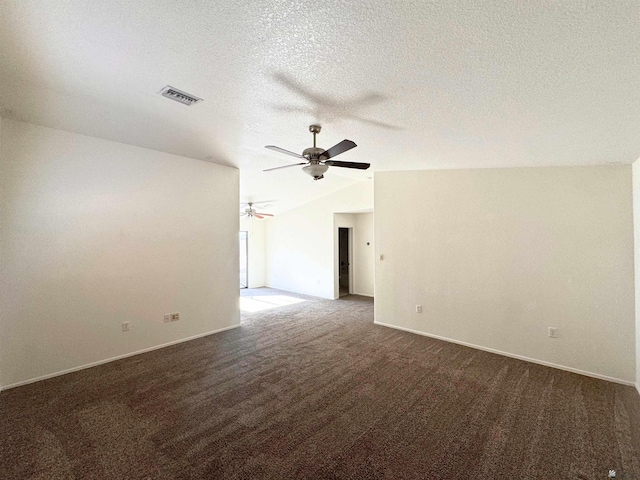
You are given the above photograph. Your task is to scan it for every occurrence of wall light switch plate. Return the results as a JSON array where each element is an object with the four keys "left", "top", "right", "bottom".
[
  {"left": 122, "top": 322, "right": 130, "bottom": 332},
  {"left": 164, "top": 314, "right": 171, "bottom": 323},
  {"left": 548, "top": 327, "right": 557, "bottom": 338},
  {"left": 170, "top": 313, "right": 180, "bottom": 322}
]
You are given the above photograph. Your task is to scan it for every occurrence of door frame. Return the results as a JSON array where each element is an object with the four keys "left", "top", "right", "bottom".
[{"left": 336, "top": 226, "right": 354, "bottom": 298}]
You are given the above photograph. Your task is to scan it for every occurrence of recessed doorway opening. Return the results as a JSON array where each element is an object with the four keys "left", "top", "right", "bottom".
[{"left": 338, "top": 227, "right": 353, "bottom": 297}]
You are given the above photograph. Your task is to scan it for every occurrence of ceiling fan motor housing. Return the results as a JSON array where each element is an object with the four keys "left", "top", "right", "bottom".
[
  {"left": 301, "top": 147, "right": 330, "bottom": 179},
  {"left": 302, "top": 147, "right": 326, "bottom": 159}
]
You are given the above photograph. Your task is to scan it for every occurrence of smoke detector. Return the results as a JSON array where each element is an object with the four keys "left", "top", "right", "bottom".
[{"left": 158, "top": 86, "right": 203, "bottom": 106}]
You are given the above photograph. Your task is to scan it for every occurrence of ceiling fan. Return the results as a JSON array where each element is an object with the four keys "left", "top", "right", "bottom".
[
  {"left": 240, "top": 202, "right": 274, "bottom": 219},
  {"left": 264, "top": 125, "right": 370, "bottom": 180}
]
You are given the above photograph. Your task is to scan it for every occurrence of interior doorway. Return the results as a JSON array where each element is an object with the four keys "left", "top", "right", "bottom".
[
  {"left": 338, "top": 227, "right": 352, "bottom": 297},
  {"left": 239, "top": 231, "right": 248, "bottom": 288}
]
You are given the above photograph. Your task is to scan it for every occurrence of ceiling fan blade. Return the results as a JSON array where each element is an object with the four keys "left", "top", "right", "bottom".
[
  {"left": 255, "top": 212, "right": 274, "bottom": 217},
  {"left": 324, "top": 160, "right": 370, "bottom": 170},
  {"left": 321, "top": 139, "right": 357, "bottom": 159},
  {"left": 241, "top": 200, "right": 276, "bottom": 206},
  {"left": 265, "top": 145, "right": 306, "bottom": 159},
  {"left": 255, "top": 214, "right": 264, "bottom": 219},
  {"left": 263, "top": 162, "right": 307, "bottom": 172},
  {"left": 240, "top": 212, "right": 248, "bottom": 216}
]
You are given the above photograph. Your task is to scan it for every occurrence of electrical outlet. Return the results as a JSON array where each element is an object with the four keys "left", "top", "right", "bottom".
[
  {"left": 548, "top": 327, "right": 557, "bottom": 338},
  {"left": 416, "top": 305, "right": 422, "bottom": 313},
  {"left": 170, "top": 313, "right": 180, "bottom": 322},
  {"left": 122, "top": 321, "right": 130, "bottom": 332},
  {"left": 164, "top": 314, "right": 171, "bottom": 323}
]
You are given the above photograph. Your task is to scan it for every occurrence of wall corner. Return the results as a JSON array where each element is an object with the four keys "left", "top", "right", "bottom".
[{"left": 632, "top": 159, "right": 640, "bottom": 392}]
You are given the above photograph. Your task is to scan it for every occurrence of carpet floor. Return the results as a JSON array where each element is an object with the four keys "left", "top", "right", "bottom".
[{"left": 1, "top": 288, "right": 639, "bottom": 479}]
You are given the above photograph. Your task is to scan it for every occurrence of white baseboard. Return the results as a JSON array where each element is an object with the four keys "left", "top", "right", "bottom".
[
  {"left": 374, "top": 321, "right": 636, "bottom": 387},
  {"left": 0, "top": 324, "right": 241, "bottom": 392},
  {"left": 353, "top": 292, "right": 374, "bottom": 298}
]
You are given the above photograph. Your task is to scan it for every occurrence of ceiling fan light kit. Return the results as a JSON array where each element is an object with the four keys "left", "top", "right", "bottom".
[
  {"left": 302, "top": 163, "right": 329, "bottom": 179},
  {"left": 264, "top": 125, "right": 370, "bottom": 181}
]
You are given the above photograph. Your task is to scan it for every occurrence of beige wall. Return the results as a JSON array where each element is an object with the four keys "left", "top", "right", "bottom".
[
  {"left": 0, "top": 119, "right": 240, "bottom": 389},
  {"left": 354, "top": 212, "right": 375, "bottom": 296},
  {"left": 0, "top": 117, "right": 3, "bottom": 387},
  {"left": 375, "top": 166, "right": 635, "bottom": 383},
  {"left": 332, "top": 212, "right": 374, "bottom": 297},
  {"left": 334, "top": 213, "right": 357, "bottom": 296},
  {"left": 265, "top": 181, "right": 373, "bottom": 299},
  {"left": 633, "top": 160, "right": 640, "bottom": 392}
]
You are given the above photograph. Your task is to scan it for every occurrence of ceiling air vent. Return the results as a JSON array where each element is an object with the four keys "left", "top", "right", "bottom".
[{"left": 158, "top": 86, "right": 203, "bottom": 106}]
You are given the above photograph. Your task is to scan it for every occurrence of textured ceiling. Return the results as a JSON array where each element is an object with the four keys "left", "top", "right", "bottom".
[{"left": 1, "top": 1, "right": 639, "bottom": 213}]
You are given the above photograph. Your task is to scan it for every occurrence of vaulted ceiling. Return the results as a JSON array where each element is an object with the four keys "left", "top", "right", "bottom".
[{"left": 1, "top": 1, "right": 639, "bottom": 214}]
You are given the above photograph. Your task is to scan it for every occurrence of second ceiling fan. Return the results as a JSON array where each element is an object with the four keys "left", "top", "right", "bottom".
[
  {"left": 240, "top": 202, "right": 273, "bottom": 219},
  {"left": 264, "top": 125, "right": 370, "bottom": 180}
]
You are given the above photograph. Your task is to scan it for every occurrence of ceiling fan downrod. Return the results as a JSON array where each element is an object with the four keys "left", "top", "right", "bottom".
[
  {"left": 300, "top": 125, "right": 328, "bottom": 179},
  {"left": 309, "top": 124, "right": 321, "bottom": 148}
]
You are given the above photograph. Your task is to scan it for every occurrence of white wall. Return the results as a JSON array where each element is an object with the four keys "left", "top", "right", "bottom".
[
  {"left": 333, "top": 212, "right": 374, "bottom": 297},
  {"left": 239, "top": 216, "right": 266, "bottom": 288},
  {"left": 265, "top": 181, "right": 373, "bottom": 299},
  {"left": 0, "top": 119, "right": 240, "bottom": 389},
  {"left": 353, "top": 213, "right": 375, "bottom": 297},
  {"left": 334, "top": 213, "right": 357, "bottom": 296},
  {"left": 633, "top": 160, "right": 640, "bottom": 392},
  {"left": 0, "top": 117, "right": 3, "bottom": 387},
  {"left": 354, "top": 212, "right": 375, "bottom": 296},
  {"left": 375, "top": 166, "right": 635, "bottom": 383}
]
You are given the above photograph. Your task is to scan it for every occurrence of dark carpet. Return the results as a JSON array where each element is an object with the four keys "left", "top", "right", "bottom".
[{"left": 1, "top": 288, "right": 639, "bottom": 479}]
